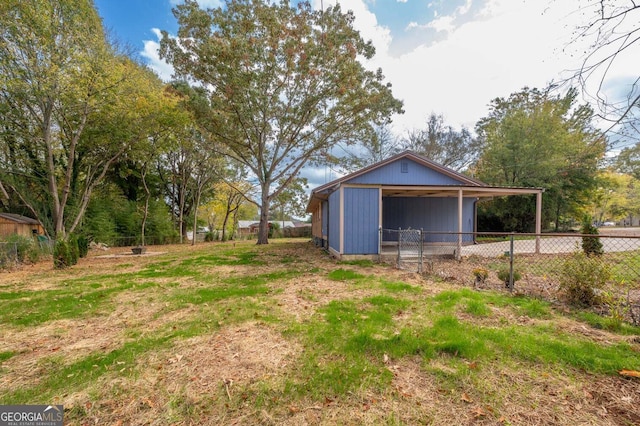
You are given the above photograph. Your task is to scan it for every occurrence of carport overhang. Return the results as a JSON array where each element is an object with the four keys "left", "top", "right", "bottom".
[
  {"left": 380, "top": 185, "right": 545, "bottom": 258},
  {"left": 307, "top": 184, "right": 545, "bottom": 259}
]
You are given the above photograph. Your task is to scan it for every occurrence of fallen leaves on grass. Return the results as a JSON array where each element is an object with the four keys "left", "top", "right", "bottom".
[
  {"left": 472, "top": 406, "right": 486, "bottom": 418},
  {"left": 460, "top": 392, "right": 473, "bottom": 403}
]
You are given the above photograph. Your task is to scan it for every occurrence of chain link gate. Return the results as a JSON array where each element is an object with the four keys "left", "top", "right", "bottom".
[{"left": 397, "top": 228, "right": 423, "bottom": 273}]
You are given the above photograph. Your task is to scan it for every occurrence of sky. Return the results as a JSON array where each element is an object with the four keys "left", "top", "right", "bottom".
[{"left": 93, "top": 0, "right": 637, "bottom": 187}]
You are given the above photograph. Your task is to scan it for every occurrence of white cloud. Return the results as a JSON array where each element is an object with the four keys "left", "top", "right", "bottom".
[
  {"left": 140, "top": 28, "right": 174, "bottom": 81},
  {"left": 321, "top": 0, "right": 622, "bottom": 135},
  {"left": 424, "top": 15, "right": 454, "bottom": 33}
]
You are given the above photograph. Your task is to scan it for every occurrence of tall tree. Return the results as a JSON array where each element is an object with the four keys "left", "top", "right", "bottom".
[
  {"left": 342, "top": 123, "right": 400, "bottom": 172},
  {"left": 160, "top": 0, "right": 403, "bottom": 244},
  {"left": 475, "top": 86, "right": 606, "bottom": 231},
  {"left": 617, "top": 144, "right": 640, "bottom": 180},
  {"left": 154, "top": 81, "right": 223, "bottom": 243},
  {"left": 402, "top": 113, "right": 481, "bottom": 172},
  {"left": 271, "top": 177, "right": 309, "bottom": 223},
  {"left": 157, "top": 135, "right": 195, "bottom": 242},
  {"left": 0, "top": 0, "right": 168, "bottom": 241},
  {"left": 204, "top": 178, "right": 254, "bottom": 241},
  {"left": 189, "top": 132, "right": 223, "bottom": 246},
  {"left": 590, "top": 170, "right": 640, "bottom": 224}
]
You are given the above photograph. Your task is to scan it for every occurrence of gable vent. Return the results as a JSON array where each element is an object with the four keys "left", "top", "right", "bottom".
[{"left": 401, "top": 162, "right": 408, "bottom": 173}]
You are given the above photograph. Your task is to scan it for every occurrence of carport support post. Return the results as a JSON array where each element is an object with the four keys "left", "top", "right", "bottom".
[
  {"left": 378, "top": 227, "right": 382, "bottom": 263},
  {"left": 457, "top": 189, "right": 463, "bottom": 260}
]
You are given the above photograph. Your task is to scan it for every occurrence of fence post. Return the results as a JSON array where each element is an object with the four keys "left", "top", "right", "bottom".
[
  {"left": 509, "top": 233, "right": 515, "bottom": 291},
  {"left": 378, "top": 227, "right": 382, "bottom": 263},
  {"left": 419, "top": 228, "right": 424, "bottom": 274},
  {"left": 397, "top": 227, "right": 401, "bottom": 269}
]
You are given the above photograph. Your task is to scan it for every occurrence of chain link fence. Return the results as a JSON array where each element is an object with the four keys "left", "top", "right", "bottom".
[
  {"left": 382, "top": 230, "right": 640, "bottom": 284},
  {"left": 462, "top": 232, "right": 640, "bottom": 287},
  {"left": 0, "top": 242, "right": 18, "bottom": 268},
  {"left": 381, "top": 230, "right": 640, "bottom": 324}
]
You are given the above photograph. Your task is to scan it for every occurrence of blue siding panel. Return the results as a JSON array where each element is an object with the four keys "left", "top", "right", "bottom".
[
  {"left": 343, "top": 188, "right": 379, "bottom": 254},
  {"left": 347, "top": 158, "right": 463, "bottom": 186},
  {"left": 382, "top": 197, "right": 475, "bottom": 243},
  {"left": 328, "top": 191, "right": 341, "bottom": 253}
]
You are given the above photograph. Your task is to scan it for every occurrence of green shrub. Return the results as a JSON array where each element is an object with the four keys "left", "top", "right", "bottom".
[
  {"left": 268, "top": 221, "right": 280, "bottom": 238},
  {"left": 68, "top": 235, "right": 79, "bottom": 265},
  {"left": 84, "top": 192, "right": 177, "bottom": 246},
  {"left": 600, "top": 289, "right": 629, "bottom": 330},
  {"left": 559, "top": 251, "right": 610, "bottom": 306},
  {"left": 5, "top": 234, "right": 33, "bottom": 263},
  {"left": 26, "top": 247, "right": 42, "bottom": 263},
  {"left": 54, "top": 239, "right": 72, "bottom": 269},
  {"left": 497, "top": 268, "right": 521, "bottom": 288},
  {"left": 77, "top": 235, "right": 89, "bottom": 258},
  {"left": 204, "top": 231, "right": 214, "bottom": 242},
  {"left": 581, "top": 219, "right": 603, "bottom": 256}
]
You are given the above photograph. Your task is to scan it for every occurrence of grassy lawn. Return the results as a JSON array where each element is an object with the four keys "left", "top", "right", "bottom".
[{"left": 1, "top": 239, "right": 639, "bottom": 425}]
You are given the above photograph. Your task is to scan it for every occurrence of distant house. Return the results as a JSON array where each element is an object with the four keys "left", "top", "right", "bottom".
[
  {"left": 237, "top": 220, "right": 304, "bottom": 237},
  {"left": 237, "top": 220, "right": 256, "bottom": 236},
  {"left": 306, "top": 151, "right": 544, "bottom": 260},
  {"left": 0, "top": 213, "right": 45, "bottom": 239}
]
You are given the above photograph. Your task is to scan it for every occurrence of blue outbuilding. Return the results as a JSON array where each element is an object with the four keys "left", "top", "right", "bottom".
[{"left": 307, "top": 151, "right": 543, "bottom": 260}]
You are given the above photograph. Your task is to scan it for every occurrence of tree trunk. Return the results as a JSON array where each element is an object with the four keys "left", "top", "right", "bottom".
[
  {"left": 554, "top": 199, "right": 561, "bottom": 232},
  {"left": 178, "top": 184, "right": 185, "bottom": 244},
  {"left": 141, "top": 166, "right": 150, "bottom": 246},
  {"left": 192, "top": 188, "right": 200, "bottom": 246},
  {"left": 43, "top": 105, "right": 64, "bottom": 239},
  {"left": 231, "top": 207, "right": 240, "bottom": 241},
  {"left": 257, "top": 187, "right": 270, "bottom": 245},
  {"left": 222, "top": 211, "right": 230, "bottom": 241}
]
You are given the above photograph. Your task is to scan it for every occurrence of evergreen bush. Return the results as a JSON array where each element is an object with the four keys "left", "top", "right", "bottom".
[
  {"left": 77, "top": 235, "right": 89, "bottom": 258},
  {"left": 68, "top": 235, "right": 79, "bottom": 265},
  {"left": 581, "top": 218, "right": 603, "bottom": 256},
  {"left": 54, "top": 239, "right": 72, "bottom": 269}
]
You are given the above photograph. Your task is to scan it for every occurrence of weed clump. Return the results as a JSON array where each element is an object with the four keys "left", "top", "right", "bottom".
[
  {"left": 472, "top": 267, "right": 488, "bottom": 287},
  {"left": 497, "top": 268, "right": 521, "bottom": 289}
]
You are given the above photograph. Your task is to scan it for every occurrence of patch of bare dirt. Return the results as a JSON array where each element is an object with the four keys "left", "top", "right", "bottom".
[
  {"left": 62, "top": 322, "right": 301, "bottom": 425},
  {"left": 586, "top": 375, "right": 640, "bottom": 425},
  {"left": 274, "top": 274, "right": 381, "bottom": 321}
]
